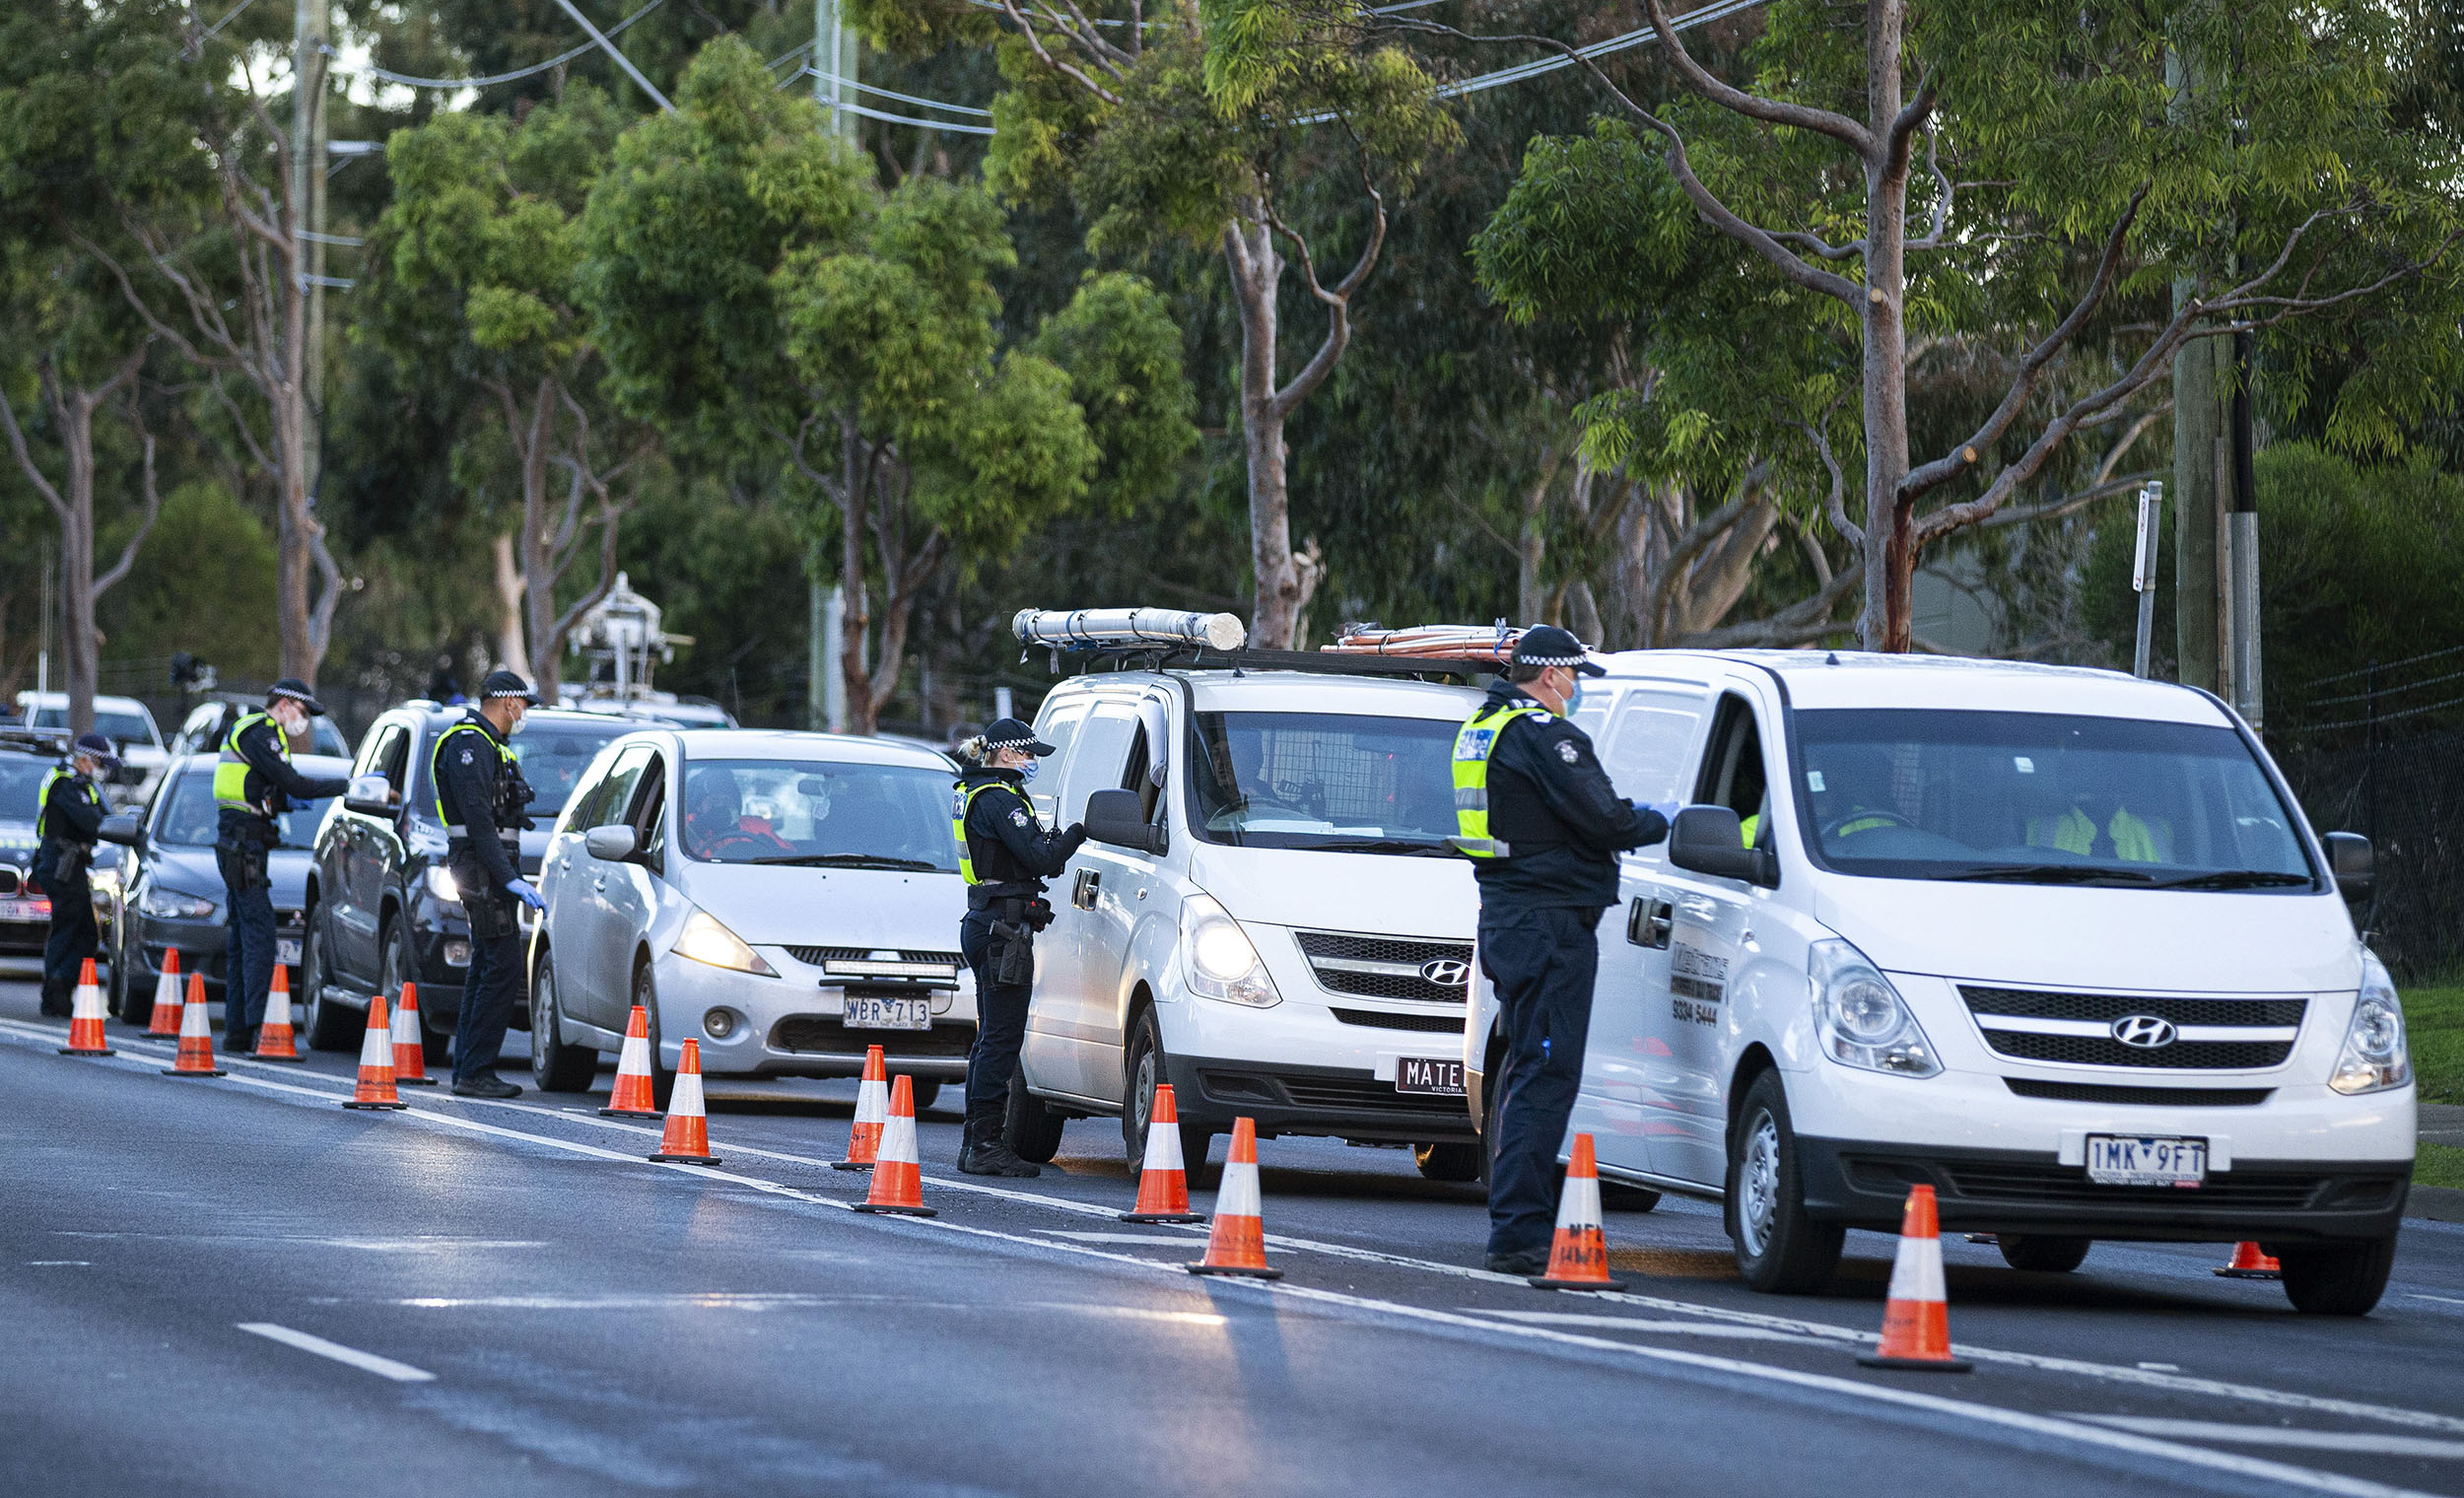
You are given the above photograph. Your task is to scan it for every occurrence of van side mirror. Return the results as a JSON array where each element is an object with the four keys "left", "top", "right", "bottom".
[
  {"left": 2322, "top": 832, "right": 2372, "bottom": 899},
  {"left": 96, "top": 813, "right": 141, "bottom": 848},
  {"left": 344, "top": 773, "right": 397, "bottom": 817},
  {"left": 1667, "top": 805, "right": 1777, "bottom": 888},
  {"left": 1083, "top": 788, "right": 1164, "bottom": 855},
  {"left": 584, "top": 824, "right": 640, "bottom": 861}
]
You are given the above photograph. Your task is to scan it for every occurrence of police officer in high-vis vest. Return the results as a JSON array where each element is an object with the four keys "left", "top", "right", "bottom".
[
  {"left": 1454, "top": 627, "right": 1672, "bottom": 1275},
  {"left": 432, "top": 670, "right": 544, "bottom": 1098},
  {"left": 215, "top": 682, "right": 350, "bottom": 1053},
  {"left": 34, "top": 732, "right": 117, "bottom": 1016},
  {"left": 950, "top": 717, "right": 1085, "bottom": 1177}
]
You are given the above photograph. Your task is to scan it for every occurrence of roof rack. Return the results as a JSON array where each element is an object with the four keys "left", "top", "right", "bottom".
[{"left": 0, "top": 726, "right": 72, "bottom": 758}]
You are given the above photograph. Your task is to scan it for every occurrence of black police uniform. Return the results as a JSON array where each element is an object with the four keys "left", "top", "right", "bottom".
[
  {"left": 954, "top": 764, "right": 1085, "bottom": 1167},
  {"left": 216, "top": 708, "right": 349, "bottom": 1051},
  {"left": 34, "top": 759, "right": 106, "bottom": 1016},
  {"left": 432, "top": 708, "right": 536, "bottom": 1089},
  {"left": 1469, "top": 673, "right": 1668, "bottom": 1264}
]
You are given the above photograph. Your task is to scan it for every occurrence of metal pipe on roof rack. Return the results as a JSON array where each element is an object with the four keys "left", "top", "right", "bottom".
[{"left": 1012, "top": 608, "right": 1248, "bottom": 652}]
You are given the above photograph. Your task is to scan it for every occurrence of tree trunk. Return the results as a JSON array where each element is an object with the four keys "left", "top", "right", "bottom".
[
  {"left": 1857, "top": 3, "right": 1915, "bottom": 651},
  {"left": 273, "top": 231, "right": 327, "bottom": 686},
  {"left": 492, "top": 534, "right": 529, "bottom": 679},
  {"left": 1516, "top": 459, "right": 1549, "bottom": 625},
  {"left": 839, "top": 419, "right": 877, "bottom": 735},
  {"left": 1227, "top": 217, "right": 1301, "bottom": 649}
]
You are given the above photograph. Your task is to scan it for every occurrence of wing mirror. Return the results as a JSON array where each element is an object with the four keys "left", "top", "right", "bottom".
[
  {"left": 96, "top": 813, "right": 142, "bottom": 848},
  {"left": 584, "top": 824, "right": 640, "bottom": 861},
  {"left": 1666, "top": 805, "right": 1779, "bottom": 888},
  {"left": 1082, "top": 788, "right": 1164, "bottom": 855},
  {"left": 2322, "top": 832, "right": 2372, "bottom": 900},
  {"left": 344, "top": 773, "right": 398, "bottom": 818}
]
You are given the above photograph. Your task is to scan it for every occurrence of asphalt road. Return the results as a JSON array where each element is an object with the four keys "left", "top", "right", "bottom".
[{"left": 6, "top": 967, "right": 2463, "bottom": 1498}]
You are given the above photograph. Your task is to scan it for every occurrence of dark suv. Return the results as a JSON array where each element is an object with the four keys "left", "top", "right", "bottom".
[{"left": 299, "top": 703, "right": 630, "bottom": 1052}]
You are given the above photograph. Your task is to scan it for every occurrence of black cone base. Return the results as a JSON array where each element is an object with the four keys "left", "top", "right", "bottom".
[
  {"left": 342, "top": 1098, "right": 408, "bottom": 1110},
  {"left": 1187, "top": 1262, "right": 1282, "bottom": 1279},
  {"left": 852, "top": 1202, "right": 936, "bottom": 1216},
  {"left": 1855, "top": 1353, "right": 1973, "bottom": 1373},
  {"left": 1530, "top": 1274, "right": 1627, "bottom": 1292},
  {"left": 1124, "top": 1211, "right": 1207, "bottom": 1224}
]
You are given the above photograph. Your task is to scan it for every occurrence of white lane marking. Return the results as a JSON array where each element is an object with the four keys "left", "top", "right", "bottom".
[
  {"left": 28, "top": 1260, "right": 91, "bottom": 1266},
  {"left": 53, "top": 1233, "right": 545, "bottom": 1251},
  {"left": 237, "top": 1323, "right": 437, "bottom": 1383},
  {"left": 1021, "top": 1302, "right": 1228, "bottom": 1327},
  {"left": 2139, "top": 1362, "right": 2183, "bottom": 1372},
  {"left": 1464, "top": 1311, "right": 1833, "bottom": 1344},
  {"left": 8, "top": 1019, "right": 2458, "bottom": 1448},
  {"left": 2407, "top": 1293, "right": 2464, "bottom": 1307},
  {"left": 1037, "top": 1230, "right": 1276, "bottom": 1248},
  {"left": 393, "top": 1293, "right": 877, "bottom": 1311},
  {"left": 2073, "top": 1418, "right": 2464, "bottom": 1461}
]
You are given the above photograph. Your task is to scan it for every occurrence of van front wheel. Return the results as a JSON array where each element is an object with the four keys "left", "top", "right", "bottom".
[
  {"left": 1726, "top": 1071, "right": 1842, "bottom": 1294},
  {"left": 2274, "top": 1236, "right": 2396, "bottom": 1316}
]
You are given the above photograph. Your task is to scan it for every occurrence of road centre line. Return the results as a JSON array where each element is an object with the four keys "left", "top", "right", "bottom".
[
  {"left": 2071, "top": 1419, "right": 2464, "bottom": 1461},
  {"left": 237, "top": 1322, "right": 436, "bottom": 1383},
  {"left": 1464, "top": 1310, "right": 1837, "bottom": 1344},
  {"left": 13, "top": 1018, "right": 2464, "bottom": 1444}
]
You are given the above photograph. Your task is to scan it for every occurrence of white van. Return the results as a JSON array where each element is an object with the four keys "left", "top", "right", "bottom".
[
  {"left": 1005, "top": 662, "right": 1487, "bottom": 1176},
  {"left": 1466, "top": 649, "right": 2414, "bottom": 1315}
]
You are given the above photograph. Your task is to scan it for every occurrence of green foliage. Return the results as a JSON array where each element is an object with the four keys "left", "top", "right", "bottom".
[
  {"left": 1030, "top": 272, "right": 1198, "bottom": 513},
  {"left": 98, "top": 482, "right": 280, "bottom": 679}
]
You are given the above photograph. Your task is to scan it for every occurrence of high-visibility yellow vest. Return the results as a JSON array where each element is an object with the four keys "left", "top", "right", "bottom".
[
  {"left": 213, "top": 711, "right": 284, "bottom": 811},
  {"left": 431, "top": 719, "right": 516, "bottom": 824},
  {"left": 1450, "top": 703, "right": 1549, "bottom": 858},
  {"left": 2027, "top": 804, "right": 2163, "bottom": 862},
  {"left": 951, "top": 780, "right": 1022, "bottom": 885},
  {"left": 34, "top": 764, "right": 96, "bottom": 840}
]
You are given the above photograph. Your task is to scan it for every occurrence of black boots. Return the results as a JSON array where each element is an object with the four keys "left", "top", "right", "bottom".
[{"left": 958, "top": 1115, "right": 1040, "bottom": 1178}]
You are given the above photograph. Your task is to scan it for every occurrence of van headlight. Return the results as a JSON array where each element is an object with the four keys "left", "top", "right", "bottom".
[
  {"left": 425, "top": 864, "right": 462, "bottom": 905},
  {"left": 671, "top": 910, "right": 779, "bottom": 978},
  {"left": 1809, "top": 939, "right": 1939, "bottom": 1077},
  {"left": 2330, "top": 951, "right": 2410, "bottom": 1096},
  {"left": 1180, "top": 893, "right": 1279, "bottom": 1009}
]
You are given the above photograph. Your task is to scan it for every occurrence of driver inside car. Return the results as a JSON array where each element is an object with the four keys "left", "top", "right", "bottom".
[
  {"left": 684, "top": 768, "right": 792, "bottom": 859},
  {"left": 1803, "top": 745, "right": 1902, "bottom": 847}
]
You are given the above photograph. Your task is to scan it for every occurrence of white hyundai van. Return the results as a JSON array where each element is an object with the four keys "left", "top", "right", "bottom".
[
  {"left": 1466, "top": 649, "right": 2414, "bottom": 1315},
  {"left": 1004, "top": 661, "right": 1488, "bottom": 1177}
]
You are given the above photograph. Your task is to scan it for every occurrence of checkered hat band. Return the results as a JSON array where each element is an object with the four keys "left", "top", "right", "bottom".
[
  {"left": 485, "top": 686, "right": 531, "bottom": 698},
  {"left": 986, "top": 733, "right": 1037, "bottom": 749},
  {"left": 270, "top": 685, "right": 316, "bottom": 704},
  {"left": 1518, "top": 652, "right": 1586, "bottom": 667}
]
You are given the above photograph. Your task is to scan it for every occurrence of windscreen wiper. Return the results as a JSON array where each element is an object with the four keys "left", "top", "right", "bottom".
[
  {"left": 1938, "top": 863, "right": 2156, "bottom": 886},
  {"left": 2142, "top": 869, "right": 2314, "bottom": 891},
  {"left": 743, "top": 853, "right": 942, "bottom": 872},
  {"left": 1297, "top": 838, "right": 1460, "bottom": 857}
]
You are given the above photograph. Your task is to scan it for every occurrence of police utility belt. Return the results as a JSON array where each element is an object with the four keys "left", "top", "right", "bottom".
[{"left": 976, "top": 890, "right": 1053, "bottom": 987}]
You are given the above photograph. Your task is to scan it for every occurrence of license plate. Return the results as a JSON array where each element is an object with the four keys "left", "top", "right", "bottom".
[
  {"left": 0, "top": 898, "right": 47, "bottom": 920},
  {"left": 277, "top": 937, "right": 302, "bottom": 967},
  {"left": 2086, "top": 1133, "right": 2208, "bottom": 1188},
  {"left": 843, "top": 994, "right": 930, "bottom": 1031},
  {"left": 1395, "top": 1056, "right": 1466, "bottom": 1096}
]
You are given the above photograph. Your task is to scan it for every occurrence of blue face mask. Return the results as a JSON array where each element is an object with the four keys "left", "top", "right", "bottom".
[
  {"left": 1018, "top": 758, "right": 1041, "bottom": 783},
  {"left": 1563, "top": 680, "right": 1585, "bottom": 715}
]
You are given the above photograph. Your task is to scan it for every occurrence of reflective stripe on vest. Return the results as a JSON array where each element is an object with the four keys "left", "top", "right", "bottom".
[
  {"left": 213, "top": 712, "right": 285, "bottom": 810},
  {"left": 432, "top": 719, "right": 516, "bottom": 824},
  {"left": 34, "top": 764, "right": 94, "bottom": 840},
  {"left": 951, "top": 780, "right": 1021, "bottom": 886},
  {"left": 1450, "top": 703, "right": 1550, "bottom": 858}
]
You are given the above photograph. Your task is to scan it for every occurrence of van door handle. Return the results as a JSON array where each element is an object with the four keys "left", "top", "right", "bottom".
[
  {"left": 1626, "top": 896, "right": 1674, "bottom": 950},
  {"left": 1072, "top": 868, "right": 1100, "bottom": 910}
]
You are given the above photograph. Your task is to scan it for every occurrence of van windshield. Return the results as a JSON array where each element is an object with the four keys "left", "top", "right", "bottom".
[
  {"left": 1188, "top": 712, "right": 1460, "bottom": 854},
  {"left": 1791, "top": 709, "right": 2316, "bottom": 890}
]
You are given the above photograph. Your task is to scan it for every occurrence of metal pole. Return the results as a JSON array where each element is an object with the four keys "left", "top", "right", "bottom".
[
  {"left": 548, "top": 0, "right": 675, "bottom": 111},
  {"left": 823, "top": 586, "right": 848, "bottom": 732},
  {"left": 806, "top": 537, "right": 825, "bottom": 731},
  {"left": 814, "top": 0, "right": 858, "bottom": 142},
  {"left": 2365, "top": 659, "right": 2379, "bottom": 845},
  {"left": 294, "top": 0, "right": 328, "bottom": 548},
  {"left": 2228, "top": 328, "right": 2262, "bottom": 729},
  {"left": 2132, "top": 481, "right": 2163, "bottom": 679}
]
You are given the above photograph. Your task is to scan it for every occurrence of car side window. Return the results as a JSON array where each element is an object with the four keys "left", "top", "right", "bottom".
[
  {"left": 1061, "top": 705, "right": 1140, "bottom": 826},
  {"left": 1027, "top": 701, "right": 1091, "bottom": 823},
  {"left": 363, "top": 724, "right": 410, "bottom": 795},
  {"left": 1692, "top": 694, "right": 1772, "bottom": 848},
  {"left": 629, "top": 756, "right": 667, "bottom": 864},
  {"left": 1598, "top": 687, "right": 1709, "bottom": 806}
]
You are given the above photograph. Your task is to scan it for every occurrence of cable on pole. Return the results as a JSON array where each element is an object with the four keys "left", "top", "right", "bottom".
[{"left": 359, "top": 0, "right": 666, "bottom": 91}]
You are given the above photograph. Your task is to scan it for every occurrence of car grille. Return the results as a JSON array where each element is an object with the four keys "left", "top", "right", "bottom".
[
  {"left": 2003, "top": 1079, "right": 2274, "bottom": 1107},
  {"left": 1330, "top": 1007, "right": 1467, "bottom": 1034},
  {"left": 1843, "top": 1155, "right": 2395, "bottom": 1212},
  {"left": 1196, "top": 1069, "right": 1464, "bottom": 1118},
  {"left": 1959, "top": 985, "right": 2304, "bottom": 1070},
  {"left": 1294, "top": 930, "right": 1472, "bottom": 1003},
  {"left": 768, "top": 1015, "right": 977, "bottom": 1058},
  {"left": 787, "top": 945, "right": 965, "bottom": 968}
]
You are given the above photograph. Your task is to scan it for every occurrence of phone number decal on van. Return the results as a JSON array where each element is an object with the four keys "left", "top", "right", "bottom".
[{"left": 1670, "top": 942, "right": 1725, "bottom": 1024}]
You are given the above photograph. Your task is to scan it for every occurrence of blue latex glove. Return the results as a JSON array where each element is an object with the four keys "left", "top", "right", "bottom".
[
  {"left": 1636, "top": 799, "right": 1680, "bottom": 825},
  {"left": 504, "top": 877, "right": 546, "bottom": 912}
]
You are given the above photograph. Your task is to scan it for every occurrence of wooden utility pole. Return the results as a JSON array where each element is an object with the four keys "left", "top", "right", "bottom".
[
  {"left": 808, "top": 2, "right": 857, "bottom": 729},
  {"left": 292, "top": 0, "right": 329, "bottom": 509}
]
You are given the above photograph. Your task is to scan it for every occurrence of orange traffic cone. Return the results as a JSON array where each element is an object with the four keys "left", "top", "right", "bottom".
[
  {"left": 163, "top": 971, "right": 225, "bottom": 1075},
  {"left": 648, "top": 1039, "right": 721, "bottom": 1164},
  {"left": 1188, "top": 1117, "right": 1281, "bottom": 1279},
  {"left": 2214, "top": 1242, "right": 2282, "bottom": 1280},
  {"left": 853, "top": 1074, "right": 934, "bottom": 1216},
  {"left": 343, "top": 993, "right": 408, "bottom": 1110},
  {"left": 59, "top": 958, "right": 113, "bottom": 1055},
  {"left": 833, "top": 1044, "right": 888, "bottom": 1171},
  {"left": 1530, "top": 1133, "right": 1622, "bottom": 1290},
  {"left": 253, "top": 964, "right": 304, "bottom": 1061},
  {"left": 1857, "top": 1185, "right": 1972, "bottom": 1372},
  {"left": 145, "top": 949, "right": 184, "bottom": 1036},
  {"left": 1123, "top": 1084, "right": 1205, "bottom": 1223},
  {"left": 600, "top": 1004, "right": 659, "bottom": 1117},
  {"left": 389, "top": 982, "right": 434, "bottom": 1085}
]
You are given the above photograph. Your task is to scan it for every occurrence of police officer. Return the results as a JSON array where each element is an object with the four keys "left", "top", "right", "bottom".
[
  {"left": 432, "top": 670, "right": 545, "bottom": 1099},
  {"left": 34, "top": 732, "right": 116, "bottom": 1016},
  {"left": 1453, "top": 627, "right": 1672, "bottom": 1275},
  {"left": 951, "top": 718, "right": 1085, "bottom": 1177},
  {"left": 215, "top": 682, "right": 350, "bottom": 1052}
]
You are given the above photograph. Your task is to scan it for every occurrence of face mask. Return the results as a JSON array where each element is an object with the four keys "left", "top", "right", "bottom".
[
  {"left": 1563, "top": 680, "right": 1585, "bottom": 715},
  {"left": 1018, "top": 758, "right": 1041, "bottom": 783},
  {"left": 508, "top": 711, "right": 529, "bottom": 736}
]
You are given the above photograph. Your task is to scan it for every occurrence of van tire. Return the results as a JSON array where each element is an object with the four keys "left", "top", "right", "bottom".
[
  {"left": 1998, "top": 1235, "right": 2091, "bottom": 1273},
  {"left": 1414, "top": 1142, "right": 1482, "bottom": 1183},
  {"left": 1124, "top": 1008, "right": 1212, "bottom": 1183},
  {"left": 1725, "top": 1071, "right": 1842, "bottom": 1294},
  {"left": 2274, "top": 1236, "right": 2397, "bottom": 1316},
  {"left": 1004, "top": 1070, "right": 1065, "bottom": 1163}
]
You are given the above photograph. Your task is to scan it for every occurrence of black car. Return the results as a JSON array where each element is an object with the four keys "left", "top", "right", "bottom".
[
  {"left": 301, "top": 704, "right": 631, "bottom": 1052},
  {"left": 0, "top": 740, "right": 60, "bottom": 956},
  {"left": 97, "top": 752, "right": 348, "bottom": 1022}
]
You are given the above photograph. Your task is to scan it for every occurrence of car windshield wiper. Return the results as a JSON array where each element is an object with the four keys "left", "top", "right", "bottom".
[
  {"left": 1295, "top": 838, "right": 1460, "bottom": 857},
  {"left": 2143, "top": 869, "right": 2314, "bottom": 891},
  {"left": 1938, "top": 863, "right": 2156, "bottom": 886},
  {"left": 741, "top": 853, "right": 942, "bottom": 872}
]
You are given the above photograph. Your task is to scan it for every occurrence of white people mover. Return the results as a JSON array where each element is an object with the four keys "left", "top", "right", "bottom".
[
  {"left": 527, "top": 728, "right": 975, "bottom": 1109},
  {"left": 1466, "top": 649, "right": 2414, "bottom": 1314},
  {"left": 1001, "top": 640, "right": 1487, "bottom": 1177}
]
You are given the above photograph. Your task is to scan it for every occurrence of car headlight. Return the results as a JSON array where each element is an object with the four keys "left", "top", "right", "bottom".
[
  {"left": 1809, "top": 938, "right": 1939, "bottom": 1077},
  {"left": 137, "top": 886, "right": 218, "bottom": 920},
  {"left": 1178, "top": 892, "right": 1278, "bottom": 1009},
  {"left": 425, "top": 864, "right": 462, "bottom": 905},
  {"left": 671, "top": 910, "right": 779, "bottom": 978},
  {"left": 2330, "top": 951, "right": 2410, "bottom": 1096}
]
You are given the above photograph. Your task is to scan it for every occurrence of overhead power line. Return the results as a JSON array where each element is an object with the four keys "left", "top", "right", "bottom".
[
  {"left": 361, "top": 0, "right": 666, "bottom": 91},
  {"left": 802, "top": 69, "right": 994, "bottom": 117},
  {"left": 1432, "top": 0, "right": 1769, "bottom": 99}
]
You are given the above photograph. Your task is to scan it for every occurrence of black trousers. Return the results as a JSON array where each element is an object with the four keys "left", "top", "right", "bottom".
[
  {"left": 1480, "top": 904, "right": 1606, "bottom": 1257},
  {"left": 960, "top": 911, "right": 1031, "bottom": 1132},
  {"left": 453, "top": 902, "right": 521, "bottom": 1086},
  {"left": 216, "top": 843, "right": 278, "bottom": 1048},
  {"left": 39, "top": 878, "right": 97, "bottom": 1014}
]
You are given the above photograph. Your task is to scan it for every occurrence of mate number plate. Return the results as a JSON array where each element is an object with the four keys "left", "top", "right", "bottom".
[
  {"left": 1395, "top": 1056, "right": 1466, "bottom": 1096},
  {"left": 843, "top": 994, "right": 930, "bottom": 1031},
  {"left": 2086, "top": 1133, "right": 2207, "bottom": 1189}
]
